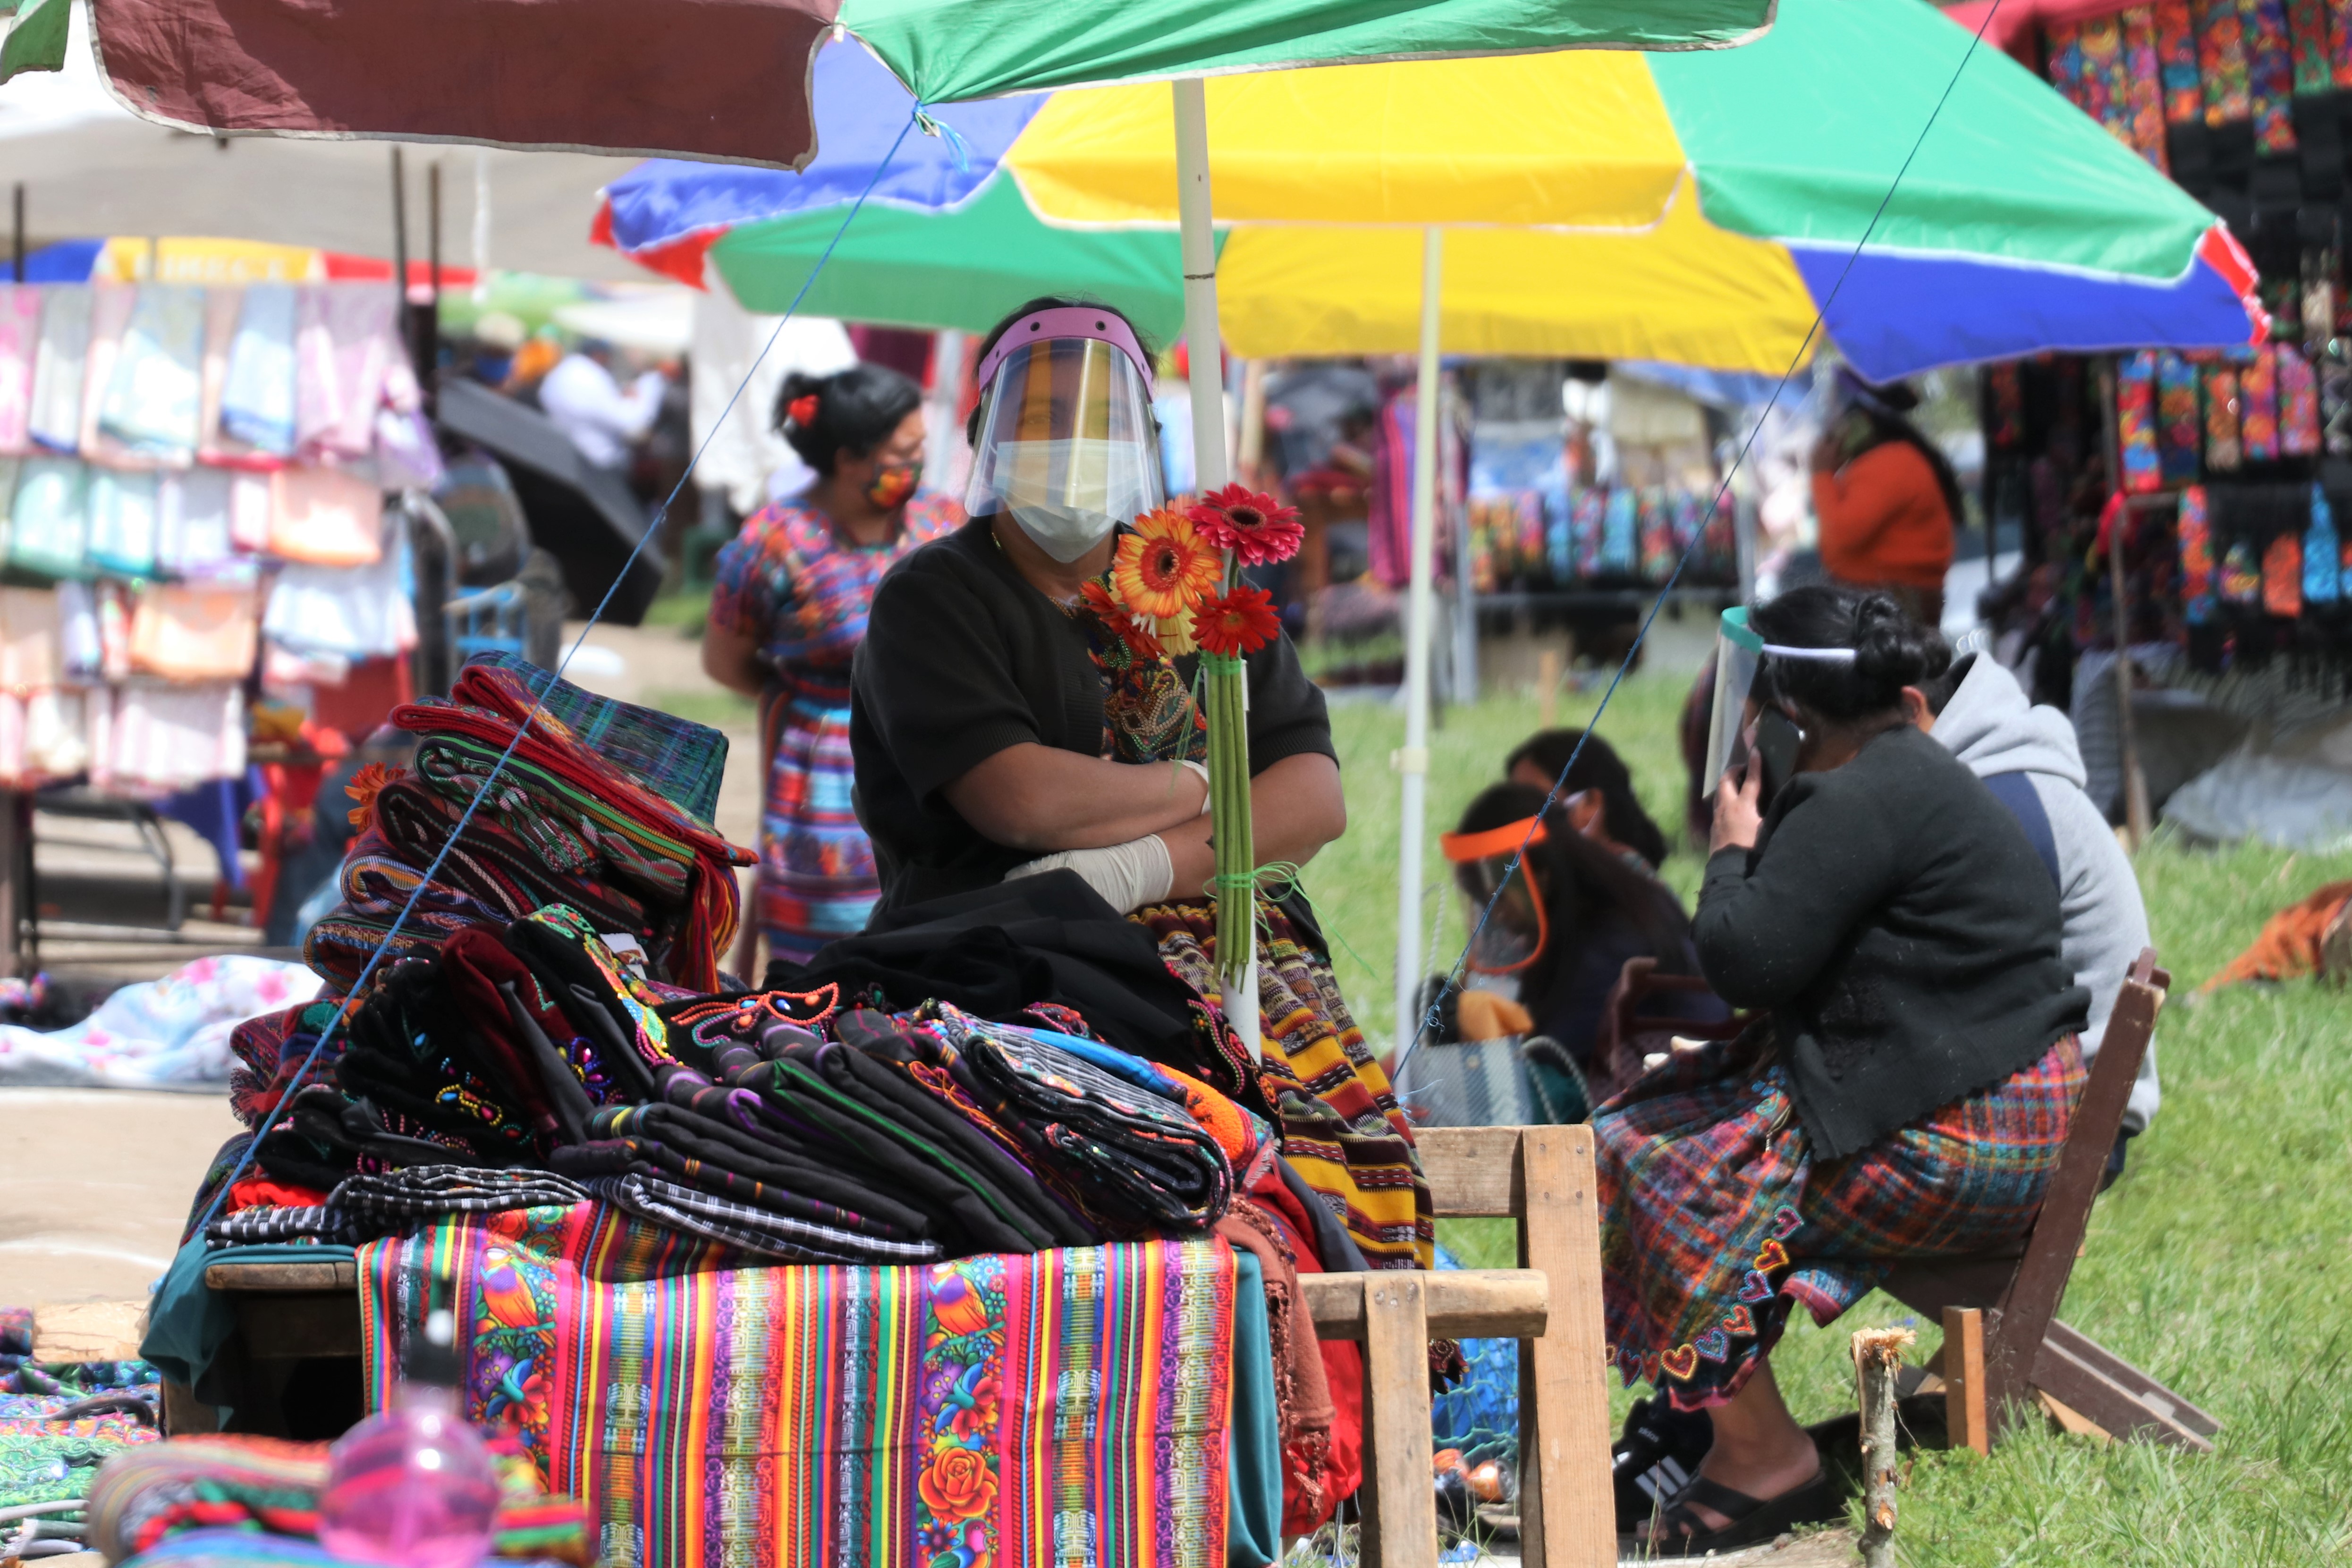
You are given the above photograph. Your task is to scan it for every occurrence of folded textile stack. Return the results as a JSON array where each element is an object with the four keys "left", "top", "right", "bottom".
[
  {"left": 82, "top": 1432, "right": 592, "bottom": 1566},
  {"left": 221, "top": 973, "right": 1261, "bottom": 1269},
  {"left": 297, "top": 656, "right": 746, "bottom": 996}
]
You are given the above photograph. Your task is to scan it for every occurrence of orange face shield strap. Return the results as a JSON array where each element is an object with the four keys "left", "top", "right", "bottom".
[{"left": 1438, "top": 815, "right": 1547, "bottom": 863}]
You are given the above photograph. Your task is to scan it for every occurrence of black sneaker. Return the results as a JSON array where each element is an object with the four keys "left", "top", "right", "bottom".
[{"left": 1612, "top": 1394, "right": 1713, "bottom": 1532}]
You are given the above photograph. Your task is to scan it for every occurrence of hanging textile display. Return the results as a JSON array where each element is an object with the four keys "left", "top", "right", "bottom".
[{"left": 0, "top": 277, "right": 428, "bottom": 800}]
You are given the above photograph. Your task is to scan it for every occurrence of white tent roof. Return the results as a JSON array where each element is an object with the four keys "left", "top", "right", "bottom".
[{"left": 0, "top": 7, "right": 644, "bottom": 280}]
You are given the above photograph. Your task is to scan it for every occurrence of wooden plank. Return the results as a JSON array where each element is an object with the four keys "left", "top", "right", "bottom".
[
  {"left": 1987, "top": 974, "right": 2162, "bottom": 1431},
  {"left": 1517, "top": 1126, "right": 1613, "bottom": 1568},
  {"left": 2031, "top": 1333, "right": 2212, "bottom": 1451},
  {"left": 2039, "top": 1321, "right": 2220, "bottom": 1439},
  {"left": 1360, "top": 1273, "right": 1438, "bottom": 1568},
  {"left": 32, "top": 1300, "right": 147, "bottom": 1363},
  {"left": 1413, "top": 1126, "right": 1523, "bottom": 1218},
  {"left": 205, "top": 1261, "right": 357, "bottom": 1292},
  {"left": 161, "top": 1379, "right": 220, "bottom": 1437},
  {"left": 1941, "top": 1306, "right": 1988, "bottom": 1456},
  {"left": 233, "top": 1294, "right": 365, "bottom": 1360},
  {"left": 1303, "top": 1270, "right": 1547, "bottom": 1342},
  {"left": 2038, "top": 1390, "right": 2114, "bottom": 1443}
]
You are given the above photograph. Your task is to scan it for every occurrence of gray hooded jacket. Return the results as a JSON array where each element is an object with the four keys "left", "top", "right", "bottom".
[{"left": 1932, "top": 654, "right": 2158, "bottom": 1134}]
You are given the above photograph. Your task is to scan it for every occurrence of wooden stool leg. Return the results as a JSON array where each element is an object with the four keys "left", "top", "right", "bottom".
[
  {"left": 1361, "top": 1273, "right": 1438, "bottom": 1568},
  {"left": 1518, "top": 1126, "right": 1615, "bottom": 1568},
  {"left": 1943, "top": 1307, "right": 1989, "bottom": 1455}
]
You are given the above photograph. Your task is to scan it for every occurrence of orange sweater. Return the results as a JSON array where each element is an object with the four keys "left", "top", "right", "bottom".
[{"left": 1813, "top": 441, "right": 1954, "bottom": 592}]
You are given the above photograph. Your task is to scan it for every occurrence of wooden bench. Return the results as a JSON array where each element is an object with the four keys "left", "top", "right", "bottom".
[{"left": 174, "top": 1129, "right": 1624, "bottom": 1566}]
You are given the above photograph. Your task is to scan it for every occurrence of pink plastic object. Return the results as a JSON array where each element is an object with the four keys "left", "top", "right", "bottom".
[{"left": 318, "top": 1309, "right": 500, "bottom": 1568}]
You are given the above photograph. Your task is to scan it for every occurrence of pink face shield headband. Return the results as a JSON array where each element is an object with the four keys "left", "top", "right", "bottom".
[{"left": 974, "top": 306, "right": 1157, "bottom": 395}]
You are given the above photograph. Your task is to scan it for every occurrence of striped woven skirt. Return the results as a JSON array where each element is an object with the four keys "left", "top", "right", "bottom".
[
  {"left": 757, "top": 681, "right": 879, "bottom": 966},
  {"left": 1594, "top": 1027, "right": 2083, "bottom": 1410},
  {"left": 1139, "top": 896, "right": 1434, "bottom": 1271}
]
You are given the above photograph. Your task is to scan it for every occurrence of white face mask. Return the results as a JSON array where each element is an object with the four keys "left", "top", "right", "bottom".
[{"left": 1009, "top": 501, "right": 1119, "bottom": 564}]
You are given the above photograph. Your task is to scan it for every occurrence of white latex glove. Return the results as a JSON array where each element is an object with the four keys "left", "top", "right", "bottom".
[{"left": 1005, "top": 833, "right": 1175, "bottom": 913}]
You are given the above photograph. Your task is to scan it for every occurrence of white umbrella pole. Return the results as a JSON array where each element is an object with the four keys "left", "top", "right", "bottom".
[
  {"left": 1173, "top": 78, "right": 1261, "bottom": 1064},
  {"left": 1393, "top": 226, "right": 1443, "bottom": 1057}
]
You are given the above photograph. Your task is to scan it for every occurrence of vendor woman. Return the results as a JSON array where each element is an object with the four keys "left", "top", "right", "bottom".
[{"left": 850, "top": 297, "right": 1429, "bottom": 1269}]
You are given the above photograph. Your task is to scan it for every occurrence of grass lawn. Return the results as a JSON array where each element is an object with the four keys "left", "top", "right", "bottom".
[{"left": 1313, "top": 671, "right": 2352, "bottom": 1565}]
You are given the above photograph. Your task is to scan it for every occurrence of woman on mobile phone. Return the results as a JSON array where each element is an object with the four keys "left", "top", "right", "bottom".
[{"left": 1600, "top": 584, "right": 2088, "bottom": 1556}]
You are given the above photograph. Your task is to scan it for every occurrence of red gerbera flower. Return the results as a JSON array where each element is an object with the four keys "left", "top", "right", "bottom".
[
  {"left": 1187, "top": 483, "right": 1305, "bottom": 567},
  {"left": 1190, "top": 585, "right": 1281, "bottom": 658},
  {"left": 1081, "top": 579, "right": 1165, "bottom": 661}
]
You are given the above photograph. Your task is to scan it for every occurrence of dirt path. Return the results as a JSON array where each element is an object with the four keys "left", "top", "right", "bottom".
[{"left": 0, "top": 1087, "right": 245, "bottom": 1307}]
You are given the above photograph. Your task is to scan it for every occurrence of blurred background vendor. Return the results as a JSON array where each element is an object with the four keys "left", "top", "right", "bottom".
[
  {"left": 850, "top": 296, "right": 1431, "bottom": 1269},
  {"left": 702, "top": 364, "right": 961, "bottom": 970},
  {"left": 1810, "top": 367, "right": 1960, "bottom": 627},
  {"left": 1439, "top": 730, "right": 1723, "bottom": 1121}
]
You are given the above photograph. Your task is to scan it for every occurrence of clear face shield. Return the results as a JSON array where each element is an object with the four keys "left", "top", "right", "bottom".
[
  {"left": 964, "top": 334, "right": 1164, "bottom": 560},
  {"left": 1439, "top": 818, "right": 1551, "bottom": 976},
  {"left": 1702, "top": 606, "right": 1767, "bottom": 794}
]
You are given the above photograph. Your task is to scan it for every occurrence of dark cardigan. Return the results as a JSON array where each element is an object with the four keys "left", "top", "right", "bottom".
[{"left": 1693, "top": 723, "right": 2087, "bottom": 1160}]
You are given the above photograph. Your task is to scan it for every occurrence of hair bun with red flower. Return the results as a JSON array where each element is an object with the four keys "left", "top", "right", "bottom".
[{"left": 786, "top": 393, "right": 821, "bottom": 427}]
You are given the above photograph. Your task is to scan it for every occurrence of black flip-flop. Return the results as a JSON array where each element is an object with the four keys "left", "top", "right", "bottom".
[{"left": 1617, "top": 1468, "right": 1843, "bottom": 1559}]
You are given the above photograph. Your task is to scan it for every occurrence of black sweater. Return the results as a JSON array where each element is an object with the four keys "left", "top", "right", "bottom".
[
  {"left": 849, "top": 519, "right": 1335, "bottom": 912},
  {"left": 1694, "top": 724, "right": 2087, "bottom": 1160}
]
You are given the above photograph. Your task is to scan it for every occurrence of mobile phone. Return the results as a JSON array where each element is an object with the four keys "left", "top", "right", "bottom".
[{"left": 1751, "top": 707, "right": 1803, "bottom": 806}]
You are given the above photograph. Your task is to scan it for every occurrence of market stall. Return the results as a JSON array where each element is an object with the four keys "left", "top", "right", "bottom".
[
  {"left": 0, "top": 272, "right": 438, "bottom": 967},
  {"left": 1960, "top": 0, "right": 2352, "bottom": 841}
]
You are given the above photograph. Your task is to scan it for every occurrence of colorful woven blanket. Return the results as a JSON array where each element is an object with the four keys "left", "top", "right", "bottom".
[
  {"left": 83, "top": 1432, "right": 592, "bottom": 1563},
  {"left": 358, "top": 1205, "right": 1236, "bottom": 1568}
]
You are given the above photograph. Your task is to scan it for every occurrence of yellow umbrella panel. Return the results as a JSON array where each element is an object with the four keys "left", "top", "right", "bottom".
[{"left": 1212, "top": 174, "right": 1820, "bottom": 369}]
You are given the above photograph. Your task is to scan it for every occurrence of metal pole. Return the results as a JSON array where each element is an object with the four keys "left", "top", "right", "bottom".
[
  {"left": 921, "top": 329, "right": 968, "bottom": 494},
  {"left": 471, "top": 148, "right": 492, "bottom": 304},
  {"left": 422, "top": 159, "right": 443, "bottom": 407},
  {"left": 389, "top": 147, "right": 411, "bottom": 359},
  {"left": 1452, "top": 383, "right": 1478, "bottom": 704},
  {"left": 1394, "top": 226, "right": 1443, "bottom": 1057},
  {"left": 2096, "top": 357, "right": 2152, "bottom": 847},
  {"left": 10, "top": 184, "right": 22, "bottom": 284},
  {"left": 1173, "top": 78, "right": 1261, "bottom": 1062}
]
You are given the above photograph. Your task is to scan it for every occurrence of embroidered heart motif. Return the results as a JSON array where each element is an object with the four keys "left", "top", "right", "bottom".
[
  {"left": 1720, "top": 1304, "right": 1757, "bottom": 1337},
  {"left": 1753, "top": 1238, "right": 1791, "bottom": 1273},
  {"left": 1737, "top": 1270, "right": 1774, "bottom": 1304},
  {"left": 1659, "top": 1344, "right": 1700, "bottom": 1381},
  {"left": 1771, "top": 1206, "right": 1802, "bottom": 1240},
  {"left": 1694, "top": 1329, "right": 1732, "bottom": 1363},
  {"left": 1641, "top": 1351, "right": 1664, "bottom": 1385}
]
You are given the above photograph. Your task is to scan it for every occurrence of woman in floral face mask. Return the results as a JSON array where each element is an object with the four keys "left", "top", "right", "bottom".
[{"left": 702, "top": 361, "right": 962, "bottom": 970}]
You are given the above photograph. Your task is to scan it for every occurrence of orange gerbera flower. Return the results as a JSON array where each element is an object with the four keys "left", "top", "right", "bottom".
[
  {"left": 1081, "top": 579, "right": 1165, "bottom": 661},
  {"left": 346, "top": 762, "right": 403, "bottom": 830},
  {"left": 1190, "top": 585, "right": 1281, "bottom": 658},
  {"left": 1188, "top": 483, "right": 1304, "bottom": 566},
  {"left": 1111, "top": 509, "right": 1220, "bottom": 620}
]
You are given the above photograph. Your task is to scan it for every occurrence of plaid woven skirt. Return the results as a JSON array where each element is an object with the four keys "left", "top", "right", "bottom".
[{"left": 1595, "top": 1028, "right": 2083, "bottom": 1410}]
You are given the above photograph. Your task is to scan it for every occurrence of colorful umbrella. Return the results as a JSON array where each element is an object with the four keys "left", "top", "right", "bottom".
[
  {"left": 4, "top": 0, "right": 1769, "bottom": 162},
  {"left": 592, "top": 45, "right": 1199, "bottom": 345},
  {"left": 603, "top": 0, "right": 2263, "bottom": 382}
]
